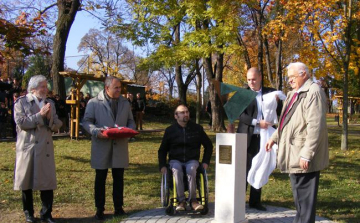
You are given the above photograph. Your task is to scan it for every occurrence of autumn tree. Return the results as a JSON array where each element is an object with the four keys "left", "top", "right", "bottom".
[
  {"left": 23, "top": 54, "right": 52, "bottom": 87},
  {"left": 0, "top": 0, "right": 80, "bottom": 98},
  {"left": 271, "top": 0, "right": 360, "bottom": 150},
  {"left": 77, "top": 28, "right": 137, "bottom": 79}
]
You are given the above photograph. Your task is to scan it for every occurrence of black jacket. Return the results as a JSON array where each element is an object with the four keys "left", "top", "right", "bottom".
[
  {"left": 158, "top": 121, "right": 213, "bottom": 170},
  {"left": 236, "top": 87, "right": 282, "bottom": 148},
  {"left": 134, "top": 99, "right": 145, "bottom": 112}
]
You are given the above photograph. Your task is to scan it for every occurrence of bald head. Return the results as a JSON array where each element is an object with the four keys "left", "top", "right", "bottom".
[{"left": 247, "top": 67, "right": 262, "bottom": 91}]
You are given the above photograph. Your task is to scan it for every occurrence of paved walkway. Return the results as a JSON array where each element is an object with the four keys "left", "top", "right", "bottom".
[{"left": 120, "top": 203, "right": 335, "bottom": 223}]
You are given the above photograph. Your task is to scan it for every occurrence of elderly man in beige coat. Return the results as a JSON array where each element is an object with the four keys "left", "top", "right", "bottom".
[
  {"left": 266, "top": 62, "right": 329, "bottom": 223},
  {"left": 14, "top": 75, "right": 62, "bottom": 223},
  {"left": 82, "top": 76, "right": 135, "bottom": 220}
]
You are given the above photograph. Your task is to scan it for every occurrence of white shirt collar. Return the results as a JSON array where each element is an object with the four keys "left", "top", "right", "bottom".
[
  {"left": 296, "top": 85, "right": 305, "bottom": 93},
  {"left": 32, "top": 94, "right": 45, "bottom": 109}
]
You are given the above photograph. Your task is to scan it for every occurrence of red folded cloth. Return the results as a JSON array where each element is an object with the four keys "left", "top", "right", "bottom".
[{"left": 103, "top": 127, "right": 139, "bottom": 139}]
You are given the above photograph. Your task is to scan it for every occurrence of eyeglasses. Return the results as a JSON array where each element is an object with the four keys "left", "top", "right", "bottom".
[
  {"left": 286, "top": 72, "right": 304, "bottom": 82},
  {"left": 176, "top": 111, "right": 189, "bottom": 115}
]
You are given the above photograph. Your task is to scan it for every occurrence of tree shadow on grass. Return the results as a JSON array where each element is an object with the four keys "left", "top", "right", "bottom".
[
  {"left": 128, "top": 163, "right": 159, "bottom": 175},
  {"left": 268, "top": 171, "right": 290, "bottom": 181},
  {"left": 59, "top": 155, "right": 91, "bottom": 164},
  {"left": 316, "top": 200, "right": 359, "bottom": 223},
  {"left": 133, "top": 132, "right": 164, "bottom": 143}
]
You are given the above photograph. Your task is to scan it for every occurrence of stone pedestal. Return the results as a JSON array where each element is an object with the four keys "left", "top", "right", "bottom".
[{"left": 213, "top": 133, "right": 248, "bottom": 223}]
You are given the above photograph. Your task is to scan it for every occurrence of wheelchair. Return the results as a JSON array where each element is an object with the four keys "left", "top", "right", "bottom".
[{"left": 160, "top": 164, "right": 209, "bottom": 215}]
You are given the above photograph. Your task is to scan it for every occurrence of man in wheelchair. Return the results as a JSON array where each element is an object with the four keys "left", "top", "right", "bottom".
[{"left": 158, "top": 104, "right": 213, "bottom": 212}]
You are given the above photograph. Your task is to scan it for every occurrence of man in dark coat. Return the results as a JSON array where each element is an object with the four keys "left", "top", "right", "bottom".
[{"left": 228, "top": 67, "right": 281, "bottom": 211}]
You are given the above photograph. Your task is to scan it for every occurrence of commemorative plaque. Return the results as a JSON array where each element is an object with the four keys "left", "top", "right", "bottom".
[{"left": 219, "top": 145, "right": 232, "bottom": 164}]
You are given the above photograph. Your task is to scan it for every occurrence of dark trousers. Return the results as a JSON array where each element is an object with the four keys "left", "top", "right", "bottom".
[
  {"left": 0, "top": 122, "right": 6, "bottom": 138},
  {"left": 290, "top": 171, "right": 320, "bottom": 223},
  {"left": 95, "top": 168, "right": 124, "bottom": 212},
  {"left": 22, "top": 189, "right": 53, "bottom": 217},
  {"left": 11, "top": 118, "right": 17, "bottom": 138},
  {"left": 246, "top": 134, "right": 262, "bottom": 205}
]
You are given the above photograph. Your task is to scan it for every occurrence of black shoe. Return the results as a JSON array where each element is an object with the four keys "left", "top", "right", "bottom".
[
  {"left": 40, "top": 216, "right": 56, "bottom": 223},
  {"left": 249, "top": 203, "right": 267, "bottom": 211},
  {"left": 25, "top": 211, "right": 35, "bottom": 223},
  {"left": 114, "top": 207, "right": 126, "bottom": 216},
  {"left": 95, "top": 211, "right": 105, "bottom": 220}
]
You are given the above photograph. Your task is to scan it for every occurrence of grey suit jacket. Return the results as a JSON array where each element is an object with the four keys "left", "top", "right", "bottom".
[{"left": 82, "top": 90, "right": 135, "bottom": 169}]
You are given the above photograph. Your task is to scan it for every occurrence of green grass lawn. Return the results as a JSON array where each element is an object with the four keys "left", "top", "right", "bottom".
[{"left": 0, "top": 117, "right": 359, "bottom": 222}]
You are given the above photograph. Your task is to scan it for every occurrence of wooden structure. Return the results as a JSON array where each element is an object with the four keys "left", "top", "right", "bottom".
[
  {"left": 334, "top": 95, "right": 360, "bottom": 125},
  {"left": 59, "top": 71, "right": 134, "bottom": 139}
]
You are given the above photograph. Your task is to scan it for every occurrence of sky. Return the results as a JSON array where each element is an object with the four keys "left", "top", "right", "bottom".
[
  {"left": 64, "top": 10, "right": 145, "bottom": 72},
  {"left": 64, "top": 11, "right": 102, "bottom": 70}
]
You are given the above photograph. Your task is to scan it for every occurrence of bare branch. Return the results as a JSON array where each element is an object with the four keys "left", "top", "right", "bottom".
[
  {"left": 316, "top": 31, "right": 342, "bottom": 68},
  {"left": 39, "top": 3, "right": 57, "bottom": 15}
]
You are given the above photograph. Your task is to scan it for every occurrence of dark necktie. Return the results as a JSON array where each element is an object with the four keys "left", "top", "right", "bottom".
[
  {"left": 111, "top": 99, "right": 118, "bottom": 118},
  {"left": 279, "top": 92, "right": 298, "bottom": 130}
]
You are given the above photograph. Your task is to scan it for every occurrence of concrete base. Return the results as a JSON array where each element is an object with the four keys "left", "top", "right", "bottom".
[
  {"left": 212, "top": 219, "right": 248, "bottom": 223},
  {"left": 213, "top": 133, "right": 248, "bottom": 223}
]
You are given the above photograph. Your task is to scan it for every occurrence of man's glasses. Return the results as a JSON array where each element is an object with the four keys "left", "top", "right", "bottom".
[
  {"left": 176, "top": 111, "right": 189, "bottom": 115},
  {"left": 285, "top": 72, "right": 304, "bottom": 82}
]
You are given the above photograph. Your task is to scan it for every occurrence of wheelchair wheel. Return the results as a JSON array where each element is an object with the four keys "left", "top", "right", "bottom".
[
  {"left": 165, "top": 202, "right": 176, "bottom": 215},
  {"left": 161, "top": 173, "right": 170, "bottom": 207},
  {"left": 198, "top": 169, "right": 209, "bottom": 215},
  {"left": 200, "top": 206, "right": 209, "bottom": 215}
]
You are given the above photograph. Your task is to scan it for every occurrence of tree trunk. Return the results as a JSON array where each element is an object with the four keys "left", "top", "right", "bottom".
[
  {"left": 175, "top": 62, "right": 187, "bottom": 104},
  {"left": 173, "top": 23, "right": 187, "bottom": 105},
  {"left": 195, "top": 60, "right": 202, "bottom": 124},
  {"left": 356, "top": 20, "right": 360, "bottom": 93},
  {"left": 341, "top": 66, "right": 349, "bottom": 151},
  {"left": 275, "top": 39, "right": 283, "bottom": 90},
  {"left": 215, "top": 51, "right": 226, "bottom": 131},
  {"left": 341, "top": 0, "right": 352, "bottom": 151},
  {"left": 236, "top": 33, "right": 252, "bottom": 69},
  {"left": 203, "top": 57, "right": 215, "bottom": 128},
  {"left": 168, "top": 71, "right": 174, "bottom": 100},
  {"left": 203, "top": 53, "right": 225, "bottom": 132},
  {"left": 51, "top": 0, "right": 80, "bottom": 98},
  {"left": 264, "top": 37, "right": 275, "bottom": 88},
  {"left": 256, "top": 7, "right": 264, "bottom": 83}
]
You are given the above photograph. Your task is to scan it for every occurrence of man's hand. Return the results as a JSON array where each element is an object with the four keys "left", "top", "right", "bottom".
[
  {"left": 202, "top": 163, "right": 208, "bottom": 170},
  {"left": 275, "top": 94, "right": 280, "bottom": 101},
  {"left": 265, "top": 139, "right": 275, "bottom": 152},
  {"left": 97, "top": 130, "right": 108, "bottom": 139},
  {"left": 299, "top": 159, "right": 309, "bottom": 170},
  {"left": 259, "top": 120, "right": 272, "bottom": 129},
  {"left": 227, "top": 123, "right": 235, "bottom": 133},
  {"left": 40, "top": 103, "right": 51, "bottom": 118},
  {"left": 46, "top": 104, "right": 51, "bottom": 120},
  {"left": 160, "top": 166, "right": 167, "bottom": 174}
]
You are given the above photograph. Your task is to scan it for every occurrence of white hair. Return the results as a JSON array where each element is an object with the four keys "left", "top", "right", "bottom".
[
  {"left": 105, "top": 75, "right": 121, "bottom": 87},
  {"left": 27, "top": 75, "right": 47, "bottom": 93},
  {"left": 287, "top": 62, "right": 310, "bottom": 77}
]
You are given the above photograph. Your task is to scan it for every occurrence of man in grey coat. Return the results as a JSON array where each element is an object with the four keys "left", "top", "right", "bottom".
[
  {"left": 82, "top": 76, "right": 135, "bottom": 220},
  {"left": 14, "top": 75, "right": 62, "bottom": 223},
  {"left": 266, "top": 62, "right": 329, "bottom": 223}
]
